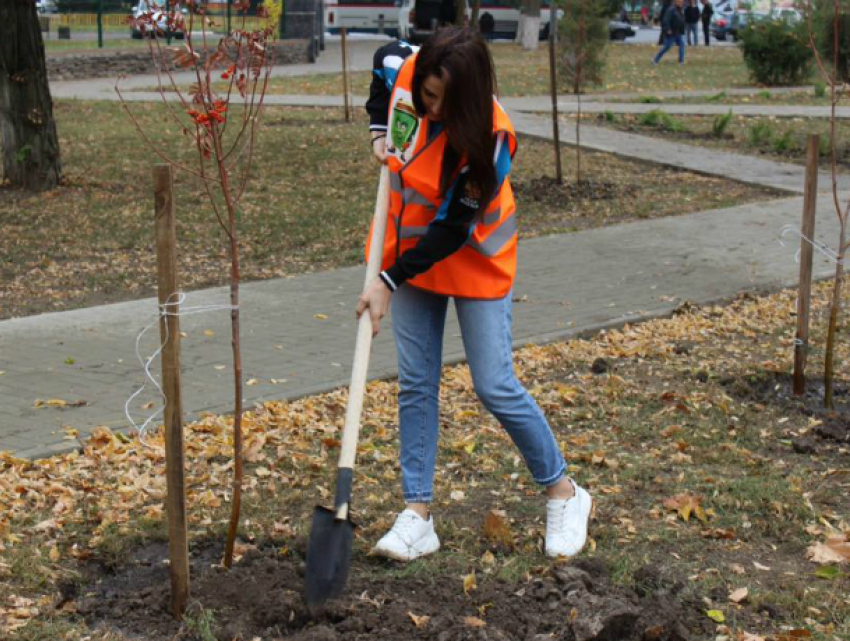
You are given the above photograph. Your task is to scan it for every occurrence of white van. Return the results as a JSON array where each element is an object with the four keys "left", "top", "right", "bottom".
[
  {"left": 324, "top": 0, "right": 405, "bottom": 37},
  {"left": 324, "top": 0, "right": 555, "bottom": 42},
  {"left": 397, "top": 0, "right": 557, "bottom": 43}
]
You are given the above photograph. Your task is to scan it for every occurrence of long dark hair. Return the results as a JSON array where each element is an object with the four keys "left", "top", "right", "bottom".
[{"left": 412, "top": 27, "right": 497, "bottom": 209}]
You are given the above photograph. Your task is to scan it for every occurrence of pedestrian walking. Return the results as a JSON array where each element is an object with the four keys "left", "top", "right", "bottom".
[
  {"left": 701, "top": 0, "right": 714, "bottom": 45},
  {"left": 654, "top": 0, "right": 686, "bottom": 64},
  {"left": 685, "top": 0, "right": 700, "bottom": 46},
  {"left": 657, "top": 0, "right": 673, "bottom": 44},
  {"left": 363, "top": 28, "right": 593, "bottom": 563}
]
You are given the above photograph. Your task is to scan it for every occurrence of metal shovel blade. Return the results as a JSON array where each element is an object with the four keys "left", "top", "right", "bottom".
[{"left": 303, "top": 505, "right": 356, "bottom": 608}]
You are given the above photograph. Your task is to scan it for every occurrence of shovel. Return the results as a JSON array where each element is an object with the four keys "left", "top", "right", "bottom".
[{"left": 304, "top": 165, "right": 391, "bottom": 609}]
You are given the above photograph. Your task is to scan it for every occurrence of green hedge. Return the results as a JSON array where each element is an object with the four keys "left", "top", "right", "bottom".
[{"left": 738, "top": 18, "right": 813, "bottom": 86}]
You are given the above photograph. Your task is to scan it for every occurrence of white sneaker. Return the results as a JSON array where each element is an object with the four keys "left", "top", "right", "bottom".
[
  {"left": 371, "top": 509, "right": 440, "bottom": 562},
  {"left": 545, "top": 480, "right": 592, "bottom": 558}
]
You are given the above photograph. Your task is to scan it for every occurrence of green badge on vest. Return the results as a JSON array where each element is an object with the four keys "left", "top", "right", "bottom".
[{"left": 390, "top": 101, "right": 419, "bottom": 160}]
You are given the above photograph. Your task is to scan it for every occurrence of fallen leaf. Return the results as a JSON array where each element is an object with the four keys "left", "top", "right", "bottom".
[
  {"left": 753, "top": 561, "right": 771, "bottom": 571},
  {"left": 706, "top": 609, "right": 726, "bottom": 623},
  {"left": 463, "top": 572, "right": 477, "bottom": 595},
  {"left": 729, "top": 587, "right": 748, "bottom": 603},
  {"left": 463, "top": 616, "right": 486, "bottom": 628},
  {"left": 246, "top": 378, "right": 259, "bottom": 386},
  {"left": 450, "top": 490, "right": 466, "bottom": 501},
  {"left": 814, "top": 565, "right": 840, "bottom": 579},
  {"left": 483, "top": 510, "right": 512, "bottom": 547},
  {"left": 408, "top": 611, "right": 429, "bottom": 628},
  {"left": 805, "top": 534, "right": 850, "bottom": 564},
  {"left": 203, "top": 329, "right": 215, "bottom": 337},
  {"left": 481, "top": 550, "right": 496, "bottom": 566},
  {"left": 730, "top": 563, "right": 746, "bottom": 575},
  {"left": 314, "top": 314, "right": 328, "bottom": 320},
  {"left": 663, "top": 493, "right": 707, "bottom": 523},
  {"left": 214, "top": 364, "right": 226, "bottom": 370}
]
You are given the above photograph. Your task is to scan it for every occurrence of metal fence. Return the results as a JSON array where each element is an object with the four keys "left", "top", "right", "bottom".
[{"left": 39, "top": 1, "right": 283, "bottom": 50}]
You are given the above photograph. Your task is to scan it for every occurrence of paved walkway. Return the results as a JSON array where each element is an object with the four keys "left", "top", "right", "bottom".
[
  {"left": 2, "top": 44, "right": 849, "bottom": 459},
  {"left": 508, "top": 110, "right": 850, "bottom": 196},
  {"left": 0, "top": 195, "right": 840, "bottom": 459}
]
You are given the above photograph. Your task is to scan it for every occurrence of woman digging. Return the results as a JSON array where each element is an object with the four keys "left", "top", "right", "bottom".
[{"left": 359, "top": 27, "right": 592, "bottom": 561}]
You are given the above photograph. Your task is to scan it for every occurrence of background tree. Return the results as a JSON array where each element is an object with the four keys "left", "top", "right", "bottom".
[
  {"left": 120, "top": 0, "right": 277, "bottom": 568},
  {"left": 811, "top": 0, "right": 850, "bottom": 81},
  {"left": 517, "top": 0, "right": 542, "bottom": 50},
  {"left": 0, "top": 0, "right": 61, "bottom": 191},
  {"left": 805, "top": 0, "right": 849, "bottom": 408},
  {"left": 558, "top": 0, "right": 608, "bottom": 182}
]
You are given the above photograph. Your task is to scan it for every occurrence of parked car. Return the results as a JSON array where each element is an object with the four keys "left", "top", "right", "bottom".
[
  {"left": 771, "top": 8, "right": 802, "bottom": 24},
  {"left": 36, "top": 0, "right": 58, "bottom": 14},
  {"left": 131, "top": 1, "right": 187, "bottom": 39},
  {"left": 713, "top": 10, "right": 769, "bottom": 42},
  {"left": 609, "top": 19, "right": 635, "bottom": 41}
]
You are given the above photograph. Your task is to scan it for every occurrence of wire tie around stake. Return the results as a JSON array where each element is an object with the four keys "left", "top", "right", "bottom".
[
  {"left": 124, "top": 292, "right": 238, "bottom": 450},
  {"left": 779, "top": 224, "right": 844, "bottom": 266}
]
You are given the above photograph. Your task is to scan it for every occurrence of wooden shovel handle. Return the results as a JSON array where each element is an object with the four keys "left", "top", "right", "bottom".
[{"left": 336, "top": 166, "right": 390, "bottom": 513}]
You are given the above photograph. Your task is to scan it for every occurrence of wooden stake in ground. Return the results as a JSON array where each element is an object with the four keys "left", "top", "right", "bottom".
[
  {"left": 548, "top": 4, "right": 562, "bottom": 184},
  {"left": 341, "top": 27, "right": 351, "bottom": 122},
  {"left": 793, "top": 135, "right": 820, "bottom": 397},
  {"left": 153, "top": 164, "right": 190, "bottom": 618}
]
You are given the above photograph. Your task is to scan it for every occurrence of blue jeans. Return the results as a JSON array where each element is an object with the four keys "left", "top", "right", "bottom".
[
  {"left": 391, "top": 284, "right": 567, "bottom": 503},
  {"left": 686, "top": 23, "right": 699, "bottom": 46},
  {"left": 655, "top": 34, "right": 685, "bottom": 64}
]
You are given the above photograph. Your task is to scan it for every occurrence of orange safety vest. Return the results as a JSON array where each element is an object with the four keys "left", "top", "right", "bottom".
[{"left": 366, "top": 54, "right": 518, "bottom": 300}]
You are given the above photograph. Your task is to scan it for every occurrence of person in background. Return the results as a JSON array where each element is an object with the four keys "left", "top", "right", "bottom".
[
  {"left": 684, "top": 0, "right": 700, "bottom": 46},
  {"left": 701, "top": 0, "right": 714, "bottom": 45},
  {"left": 654, "top": 0, "right": 686, "bottom": 64},
  {"left": 641, "top": 4, "right": 650, "bottom": 26},
  {"left": 657, "top": 0, "right": 673, "bottom": 44}
]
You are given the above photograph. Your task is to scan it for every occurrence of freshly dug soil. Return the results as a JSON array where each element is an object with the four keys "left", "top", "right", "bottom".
[
  {"left": 76, "top": 538, "right": 700, "bottom": 641},
  {"left": 512, "top": 177, "right": 623, "bottom": 213}
]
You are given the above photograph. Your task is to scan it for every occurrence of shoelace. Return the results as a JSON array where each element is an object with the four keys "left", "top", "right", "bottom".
[
  {"left": 547, "top": 501, "right": 571, "bottom": 535},
  {"left": 391, "top": 513, "right": 422, "bottom": 542}
]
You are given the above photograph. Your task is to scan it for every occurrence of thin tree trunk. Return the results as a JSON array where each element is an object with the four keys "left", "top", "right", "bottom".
[
  {"left": 824, "top": 225, "right": 846, "bottom": 409},
  {"left": 548, "top": 9, "right": 562, "bottom": 184},
  {"left": 575, "top": 17, "right": 584, "bottom": 184},
  {"left": 471, "top": 0, "right": 481, "bottom": 29},
  {"left": 576, "top": 91, "right": 582, "bottom": 183},
  {"left": 216, "top": 133, "right": 244, "bottom": 569},
  {"left": 822, "top": 1, "right": 847, "bottom": 410},
  {"left": 0, "top": 0, "right": 61, "bottom": 190}
]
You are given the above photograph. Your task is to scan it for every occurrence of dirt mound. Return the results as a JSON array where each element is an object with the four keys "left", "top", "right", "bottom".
[
  {"left": 512, "top": 177, "right": 623, "bottom": 211},
  {"left": 719, "top": 371, "right": 850, "bottom": 447},
  {"left": 76, "top": 540, "right": 697, "bottom": 641}
]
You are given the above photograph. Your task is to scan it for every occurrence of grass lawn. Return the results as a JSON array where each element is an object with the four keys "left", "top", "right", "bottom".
[
  {"left": 146, "top": 42, "right": 756, "bottom": 98},
  {"left": 609, "top": 89, "right": 833, "bottom": 107},
  {"left": 584, "top": 111, "right": 850, "bottom": 170},
  {"left": 1, "top": 282, "right": 848, "bottom": 639},
  {"left": 0, "top": 101, "right": 780, "bottom": 320}
]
